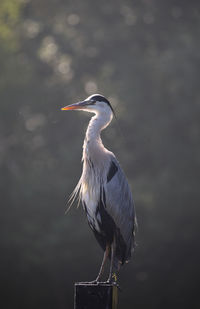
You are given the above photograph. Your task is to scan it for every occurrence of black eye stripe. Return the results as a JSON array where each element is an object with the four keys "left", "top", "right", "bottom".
[
  {"left": 89, "top": 95, "right": 114, "bottom": 112},
  {"left": 90, "top": 95, "right": 109, "bottom": 104},
  {"left": 88, "top": 100, "right": 96, "bottom": 105}
]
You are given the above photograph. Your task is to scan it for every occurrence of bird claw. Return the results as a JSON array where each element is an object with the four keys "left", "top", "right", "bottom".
[
  {"left": 77, "top": 280, "right": 121, "bottom": 290},
  {"left": 77, "top": 280, "right": 98, "bottom": 285},
  {"left": 105, "top": 274, "right": 121, "bottom": 291}
]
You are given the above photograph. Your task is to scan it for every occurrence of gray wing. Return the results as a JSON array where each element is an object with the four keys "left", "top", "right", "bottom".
[{"left": 103, "top": 156, "right": 136, "bottom": 261}]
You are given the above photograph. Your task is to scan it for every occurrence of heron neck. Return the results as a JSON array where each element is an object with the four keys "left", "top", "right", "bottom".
[
  {"left": 83, "top": 112, "right": 112, "bottom": 161},
  {"left": 85, "top": 112, "right": 112, "bottom": 143}
]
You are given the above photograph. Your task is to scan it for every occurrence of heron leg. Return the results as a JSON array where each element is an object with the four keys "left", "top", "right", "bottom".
[
  {"left": 107, "top": 236, "right": 117, "bottom": 283},
  {"left": 95, "top": 244, "right": 110, "bottom": 282}
]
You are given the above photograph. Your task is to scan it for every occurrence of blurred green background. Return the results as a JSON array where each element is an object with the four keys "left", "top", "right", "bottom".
[{"left": 0, "top": 0, "right": 199, "bottom": 308}]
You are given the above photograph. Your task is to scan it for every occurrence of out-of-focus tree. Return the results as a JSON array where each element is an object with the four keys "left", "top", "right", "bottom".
[{"left": 0, "top": 0, "right": 25, "bottom": 51}]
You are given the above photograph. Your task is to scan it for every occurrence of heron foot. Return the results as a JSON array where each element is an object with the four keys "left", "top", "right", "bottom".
[
  {"left": 106, "top": 280, "right": 121, "bottom": 290},
  {"left": 106, "top": 272, "right": 117, "bottom": 284},
  {"left": 105, "top": 273, "right": 121, "bottom": 290},
  {"left": 78, "top": 280, "right": 98, "bottom": 285},
  {"left": 78, "top": 279, "right": 119, "bottom": 286}
]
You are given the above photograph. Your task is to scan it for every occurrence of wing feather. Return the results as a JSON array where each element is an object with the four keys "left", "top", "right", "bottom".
[{"left": 103, "top": 156, "right": 136, "bottom": 261}]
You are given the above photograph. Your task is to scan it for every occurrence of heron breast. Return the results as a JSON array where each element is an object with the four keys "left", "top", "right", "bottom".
[{"left": 82, "top": 180, "right": 98, "bottom": 211}]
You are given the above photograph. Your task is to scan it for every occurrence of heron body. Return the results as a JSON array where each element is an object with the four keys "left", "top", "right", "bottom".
[{"left": 62, "top": 94, "right": 137, "bottom": 283}]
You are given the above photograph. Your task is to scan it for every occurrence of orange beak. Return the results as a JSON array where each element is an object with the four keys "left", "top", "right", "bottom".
[{"left": 61, "top": 101, "right": 89, "bottom": 111}]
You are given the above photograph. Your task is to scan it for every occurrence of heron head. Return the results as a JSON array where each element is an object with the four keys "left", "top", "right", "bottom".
[{"left": 61, "top": 94, "right": 114, "bottom": 116}]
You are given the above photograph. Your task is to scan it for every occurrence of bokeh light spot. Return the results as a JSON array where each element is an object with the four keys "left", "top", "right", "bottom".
[{"left": 84, "top": 81, "right": 98, "bottom": 94}]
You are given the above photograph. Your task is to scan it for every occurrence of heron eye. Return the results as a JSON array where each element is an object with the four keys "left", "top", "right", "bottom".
[{"left": 90, "top": 100, "right": 96, "bottom": 105}]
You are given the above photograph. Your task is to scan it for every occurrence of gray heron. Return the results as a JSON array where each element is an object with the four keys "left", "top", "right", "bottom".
[{"left": 61, "top": 94, "right": 137, "bottom": 284}]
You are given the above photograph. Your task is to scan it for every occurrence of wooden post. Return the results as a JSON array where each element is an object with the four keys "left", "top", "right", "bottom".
[{"left": 74, "top": 283, "right": 118, "bottom": 309}]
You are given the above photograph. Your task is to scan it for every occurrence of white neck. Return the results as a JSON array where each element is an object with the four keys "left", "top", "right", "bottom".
[
  {"left": 83, "top": 111, "right": 113, "bottom": 160},
  {"left": 86, "top": 111, "right": 112, "bottom": 142}
]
